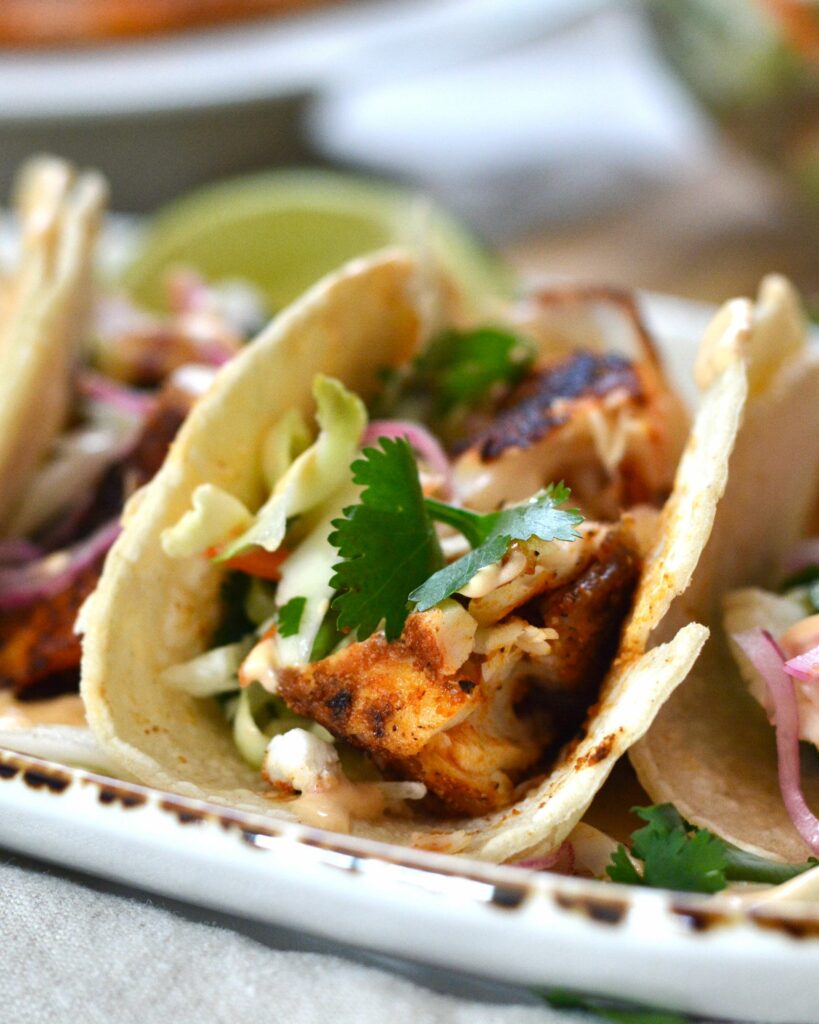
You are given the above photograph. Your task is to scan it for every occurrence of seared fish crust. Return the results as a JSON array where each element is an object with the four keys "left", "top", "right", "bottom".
[
  {"left": 458, "top": 351, "right": 642, "bottom": 460},
  {"left": 275, "top": 524, "right": 641, "bottom": 817}
]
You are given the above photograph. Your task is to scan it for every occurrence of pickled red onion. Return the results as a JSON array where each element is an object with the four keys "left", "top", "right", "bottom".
[
  {"left": 77, "top": 370, "right": 156, "bottom": 417},
  {"left": 0, "top": 539, "right": 44, "bottom": 565},
  {"left": 516, "top": 841, "right": 575, "bottom": 874},
  {"left": 0, "top": 519, "right": 120, "bottom": 610},
  {"left": 785, "top": 645, "right": 819, "bottom": 683},
  {"left": 363, "top": 420, "right": 452, "bottom": 497},
  {"left": 733, "top": 628, "right": 819, "bottom": 855}
]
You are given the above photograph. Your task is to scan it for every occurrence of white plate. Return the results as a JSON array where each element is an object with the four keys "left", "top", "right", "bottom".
[
  {"left": 0, "top": 0, "right": 602, "bottom": 121},
  {"left": 4, "top": 745, "right": 819, "bottom": 1024},
  {"left": 2, "top": 292, "right": 819, "bottom": 1024},
  {"left": 0, "top": 0, "right": 606, "bottom": 211}
]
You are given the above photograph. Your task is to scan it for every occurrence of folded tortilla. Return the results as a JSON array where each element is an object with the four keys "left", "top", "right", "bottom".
[
  {"left": 631, "top": 276, "right": 819, "bottom": 863},
  {"left": 0, "top": 157, "right": 107, "bottom": 535},
  {"left": 80, "top": 249, "right": 758, "bottom": 861}
]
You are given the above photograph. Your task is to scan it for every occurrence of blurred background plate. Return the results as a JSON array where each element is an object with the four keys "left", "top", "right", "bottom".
[{"left": 0, "top": 0, "right": 604, "bottom": 209}]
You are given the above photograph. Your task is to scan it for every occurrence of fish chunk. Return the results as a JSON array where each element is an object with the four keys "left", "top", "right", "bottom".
[{"left": 273, "top": 523, "right": 641, "bottom": 816}]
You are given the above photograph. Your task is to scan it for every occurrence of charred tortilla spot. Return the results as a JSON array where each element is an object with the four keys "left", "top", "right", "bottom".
[
  {"left": 584, "top": 733, "right": 617, "bottom": 767},
  {"left": 458, "top": 679, "right": 476, "bottom": 694},
  {"left": 457, "top": 351, "right": 643, "bottom": 460}
]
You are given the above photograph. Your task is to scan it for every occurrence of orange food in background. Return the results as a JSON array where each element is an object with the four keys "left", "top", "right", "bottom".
[
  {"left": 764, "top": 0, "right": 819, "bottom": 60},
  {"left": 0, "top": 0, "right": 340, "bottom": 47}
]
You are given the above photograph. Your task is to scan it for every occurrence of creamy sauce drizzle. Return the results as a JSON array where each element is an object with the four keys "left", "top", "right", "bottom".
[
  {"left": 291, "top": 780, "right": 386, "bottom": 833},
  {"left": 0, "top": 691, "right": 86, "bottom": 730}
]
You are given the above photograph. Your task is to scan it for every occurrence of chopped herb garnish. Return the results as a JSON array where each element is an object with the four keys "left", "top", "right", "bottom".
[
  {"left": 277, "top": 596, "right": 307, "bottom": 638},
  {"left": 413, "top": 483, "right": 583, "bottom": 612},
  {"left": 329, "top": 437, "right": 444, "bottom": 641},
  {"left": 309, "top": 607, "right": 344, "bottom": 662},
  {"left": 607, "top": 804, "right": 818, "bottom": 893},
  {"left": 374, "top": 325, "right": 535, "bottom": 424},
  {"left": 329, "top": 438, "right": 583, "bottom": 641},
  {"left": 540, "top": 990, "right": 687, "bottom": 1024},
  {"left": 412, "top": 326, "right": 535, "bottom": 416}
]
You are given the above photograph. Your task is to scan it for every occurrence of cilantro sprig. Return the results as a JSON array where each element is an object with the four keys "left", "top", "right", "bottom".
[
  {"left": 329, "top": 437, "right": 444, "bottom": 641},
  {"left": 329, "top": 438, "right": 583, "bottom": 641},
  {"left": 374, "top": 326, "right": 535, "bottom": 424},
  {"left": 412, "top": 484, "right": 583, "bottom": 611},
  {"left": 540, "top": 990, "right": 686, "bottom": 1024},
  {"left": 607, "top": 804, "right": 817, "bottom": 893},
  {"left": 277, "top": 596, "right": 306, "bottom": 638},
  {"left": 412, "top": 326, "right": 535, "bottom": 416}
]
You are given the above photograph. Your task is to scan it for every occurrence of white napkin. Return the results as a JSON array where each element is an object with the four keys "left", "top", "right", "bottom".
[{"left": 0, "top": 855, "right": 594, "bottom": 1024}]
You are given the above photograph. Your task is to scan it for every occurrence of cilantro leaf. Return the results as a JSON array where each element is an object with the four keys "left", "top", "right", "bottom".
[
  {"left": 374, "top": 326, "right": 535, "bottom": 422},
  {"left": 329, "top": 443, "right": 582, "bottom": 640},
  {"left": 415, "top": 327, "right": 535, "bottom": 416},
  {"left": 329, "top": 438, "right": 443, "bottom": 641},
  {"left": 606, "top": 844, "right": 642, "bottom": 886},
  {"left": 409, "top": 536, "right": 510, "bottom": 611},
  {"left": 722, "top": 848, "right": 819, "bottom": 885},
  {"left": 607, "top": 804, "right": 725, "bottom": 893},
  {"left": 309, "top": 606, "right": 344, "bottom": 662},
  {"left": 540, "top": 990, "right": 687, "bottom": 1024},
  {"left": 277, "top": 596, "right": 306, "bottom": 638},
  {"left": 607, "top": 804, "right": 817, "bottom": 893},
  {"left": 411, "top": 484, "right": 583, "bottom": 611}
]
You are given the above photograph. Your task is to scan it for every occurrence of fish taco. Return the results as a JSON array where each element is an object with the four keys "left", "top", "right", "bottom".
[
  {"left": 631, "top": 275, "right": 819, "bottom": 864},
  {"left": 80, "top": 248, "right": 757, "bottom": 861},
  {"left": 0, "top": 157, "right": 269, "bottom": 749}
]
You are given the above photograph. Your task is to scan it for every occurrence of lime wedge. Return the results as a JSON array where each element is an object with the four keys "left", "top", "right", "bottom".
[{"left": 123, "top": 170, "right": 513, "bottom": 314}]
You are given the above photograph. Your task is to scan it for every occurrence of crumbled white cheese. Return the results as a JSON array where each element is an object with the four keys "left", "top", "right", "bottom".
[{"left": 262, "top": 728, "right": 341, "bottom": 793}]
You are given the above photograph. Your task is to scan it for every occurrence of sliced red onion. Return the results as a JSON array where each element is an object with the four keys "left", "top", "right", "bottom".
[
  {"left": 167, "top": 268, "right": 211, "bottom": 315},
  {"left": 9, "top": 402, "right": 144, "bottom": 540},
  {"left": 363, "top": 420, "right": 452, "bottom": 498},
  {"left": 35, "top": 489, "right": 97, "bottom": 553},
  {"left": 0, "top": 518, "right": 120, "bottom": 610},
  {"left": 733, "top": 629, "right": 819, "bottom": 855},
  {"left": 0, "top": 539, "right": 44, "bottom": 565},
  {"left": 785, "top": 645, "right": 819, "bottom": 683},
  {"left": 78, "top": 370, "right": 157, "bottom": 416},
  {"left": 193, "top": 337, "right": 235, "bottom": 367},
  {"left": 516, "top": 841, "right": 575, "bottom": 874},
  {"left": 783, "top": 538, "right": 819, "bottom": 577}
]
